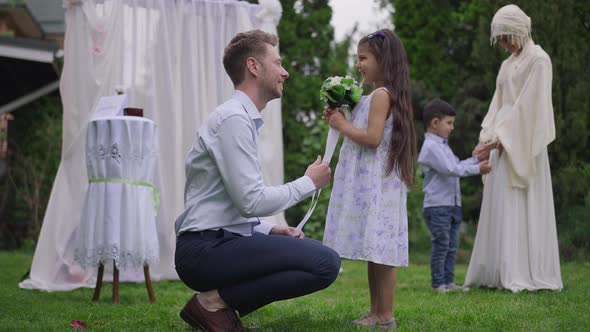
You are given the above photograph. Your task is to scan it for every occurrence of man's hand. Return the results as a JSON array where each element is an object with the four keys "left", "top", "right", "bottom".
[
  {"left": 479, "top": 160, "right": 492, "bottom": 174},
  {"left": 305, "top": 155, "right": 331, "bottom": 189},
  {"left": 270, "top": 225, "right": 305, "bottom": 239}
]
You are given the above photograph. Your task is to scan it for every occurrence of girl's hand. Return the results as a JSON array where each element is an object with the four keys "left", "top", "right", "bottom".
[
  {"left": 327, "top": 109, "right": 347, "bottom": 130},
  {"left": 322, "top": 106, "right": 338, "bottom": 122}
]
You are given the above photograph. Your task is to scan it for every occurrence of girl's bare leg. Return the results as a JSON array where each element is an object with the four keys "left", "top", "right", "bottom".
[
  {"left": 353, "top": 262, "right": 379, "bottom": 325},
  {"left": 374, "top": 263, "right": 396, "bottom": 322}
]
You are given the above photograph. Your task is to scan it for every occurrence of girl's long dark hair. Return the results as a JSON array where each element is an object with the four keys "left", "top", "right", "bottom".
[{"left": 359, "top": 29, "right": 417, "bottom": 187}]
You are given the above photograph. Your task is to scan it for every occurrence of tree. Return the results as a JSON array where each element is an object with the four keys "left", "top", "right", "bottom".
[
  {"left": 0, "top": 97, "right": 62, "bottom": 249},
  {"left": 389, "top": 0, "right": 590, "bottom": 258},
  {"left": 277, "top": 0, "right": 350, "bottom": 238}
]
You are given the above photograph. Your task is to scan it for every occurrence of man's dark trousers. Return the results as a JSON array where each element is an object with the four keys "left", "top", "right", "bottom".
[{"left": 175, "top": 229, "right": 341, "bottom": 316}]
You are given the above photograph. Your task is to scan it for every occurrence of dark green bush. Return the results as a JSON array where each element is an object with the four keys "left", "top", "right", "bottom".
[{"left": 0, "top": 97, "right": 62, "bottom": 250}]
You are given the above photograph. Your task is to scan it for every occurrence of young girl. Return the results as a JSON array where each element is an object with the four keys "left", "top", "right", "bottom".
[{"left": 323, "top": 29, "right": 416, "bottom": 328}]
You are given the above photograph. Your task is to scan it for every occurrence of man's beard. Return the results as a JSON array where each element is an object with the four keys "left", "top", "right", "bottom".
[{"left": 261, "top": 77, "right": 281, "bottom": 101}]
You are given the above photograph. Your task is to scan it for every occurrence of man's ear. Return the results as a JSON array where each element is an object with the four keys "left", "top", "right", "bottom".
[{"left": 246, "top": 57, "right": 259, "bottom": 78}]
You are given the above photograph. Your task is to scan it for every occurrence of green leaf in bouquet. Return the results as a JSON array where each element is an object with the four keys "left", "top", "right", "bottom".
[
  {"left": 340, "top": 77, "right": 354, "bottom": 88},
  {"left": 319, "top": 79, "right": 333, "bottom": 103},
  {"left": 319, "top": 78, "right": 329, "bottom": 92},
  {"left": 341, "top": 95, "right": 356, "bottom": 109},
  {"left": 325, "top": 84, "right": 346, "bottom": 105},
  {"left": 319, "top": 89, "right": 326, "bottom": 102},
  {"left": 349, "top": 86, "right": 363, "bottom": 103}
]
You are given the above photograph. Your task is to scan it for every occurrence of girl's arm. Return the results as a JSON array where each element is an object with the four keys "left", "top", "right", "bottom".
[{"left": 327, "top": 89, "right": 391, "bottom": 148}]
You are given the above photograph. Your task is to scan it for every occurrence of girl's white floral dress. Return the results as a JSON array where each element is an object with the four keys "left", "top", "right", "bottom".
[{"left": 323, "top": 87, "right": 408, "bottom": 267}]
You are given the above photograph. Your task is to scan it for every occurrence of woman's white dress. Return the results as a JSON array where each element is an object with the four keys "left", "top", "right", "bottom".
[{"left": 465, "top": 40, "right": 563, "bottom": 291}]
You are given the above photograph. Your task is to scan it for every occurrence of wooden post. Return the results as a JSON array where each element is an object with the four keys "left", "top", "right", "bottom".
[
  {"left": 112, "top": 261, "right": 119, "bottom": 304},
  {"left": 143, "top": 265, "right": 156, "bottom": 304},
  {"left": 92, "top": 262, "right": 104, "bottom": 302}
]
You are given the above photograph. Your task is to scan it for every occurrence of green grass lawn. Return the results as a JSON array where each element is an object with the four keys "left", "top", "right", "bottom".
[{"left": 0, "top": 252, "right": 588, "bottom": 331}]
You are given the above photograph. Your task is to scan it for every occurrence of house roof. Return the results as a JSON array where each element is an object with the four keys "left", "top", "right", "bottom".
[
  {"left": 0, "top": 0, "right": 65, "bottom": 36},
  {"left": 24, "top": 0, "right": 65, "bottom": 35},
  {"left": 0, "top": 0, "right": 63, "bottom": 114}
]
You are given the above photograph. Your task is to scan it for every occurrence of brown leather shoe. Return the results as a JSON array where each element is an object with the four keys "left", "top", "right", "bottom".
[{"left": 180, "top": 294, "right": 244, "bottom": 331}]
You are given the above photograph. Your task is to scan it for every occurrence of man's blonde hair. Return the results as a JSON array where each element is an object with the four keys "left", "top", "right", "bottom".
[{"left": 223, "top": 30, "right": 279, "bottom": 86}]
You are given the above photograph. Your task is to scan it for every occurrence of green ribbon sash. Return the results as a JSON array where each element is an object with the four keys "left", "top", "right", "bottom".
[{"left": 88, "top": 177, "right": 160, "bottom": 216}]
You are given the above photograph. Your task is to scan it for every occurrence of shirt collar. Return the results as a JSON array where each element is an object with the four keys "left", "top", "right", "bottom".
[
  {"left": 425, "top": 132, "right": 447, "bottom": 145},
  {"left": 232, "top": 90, "right": 264, "bottom": 130}
]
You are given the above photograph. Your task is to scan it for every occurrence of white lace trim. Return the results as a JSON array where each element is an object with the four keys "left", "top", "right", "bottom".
[{"left": 74, "top": 246, "right": 159, "bottom": 269}]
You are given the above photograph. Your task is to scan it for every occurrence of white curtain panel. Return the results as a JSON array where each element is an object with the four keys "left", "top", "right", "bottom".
[{"left": 20, "top": 0, "right": 286, "bottom": 291}]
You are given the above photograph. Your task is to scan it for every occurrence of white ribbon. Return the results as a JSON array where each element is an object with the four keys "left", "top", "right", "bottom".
[{"left": 294, "top": 127, "right": 340, "bottom": 235}]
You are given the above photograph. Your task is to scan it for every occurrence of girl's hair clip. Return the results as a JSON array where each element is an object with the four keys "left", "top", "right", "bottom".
[{"left": 368, "top": 32, "right": 385, "bottom": 40}]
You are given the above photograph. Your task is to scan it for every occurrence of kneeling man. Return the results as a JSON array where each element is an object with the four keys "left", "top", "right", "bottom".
[{"left": 174, "top": 30, "right": 341, "bottom": 331}]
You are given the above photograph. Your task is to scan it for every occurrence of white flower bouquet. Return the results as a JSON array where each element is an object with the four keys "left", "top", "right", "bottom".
[
  {"left": 294, "top": 76, "right": 363, "bottom": 235},
  {"left": 319, "top": 75, "right": 363, "bottom": 109}
]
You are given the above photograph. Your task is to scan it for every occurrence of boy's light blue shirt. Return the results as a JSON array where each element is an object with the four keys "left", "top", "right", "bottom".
[
  {"left": 175, "top": 90, "right": 316, "bottom": 236},
  {"left": 418, "top": 133, "right": 480, "bottom": 208}
]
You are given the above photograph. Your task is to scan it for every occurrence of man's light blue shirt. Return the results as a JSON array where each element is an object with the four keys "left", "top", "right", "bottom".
[
  {"left": 418, "top": 133, "right": 480, "bottom": 208},
  {"left": 175, "top": 90, "right": 316, "bottom": 236}
]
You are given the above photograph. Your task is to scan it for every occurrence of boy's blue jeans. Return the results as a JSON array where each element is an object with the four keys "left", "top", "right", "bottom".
[{"left": 423, "top": 206, "right": 462, "bottom": 288}]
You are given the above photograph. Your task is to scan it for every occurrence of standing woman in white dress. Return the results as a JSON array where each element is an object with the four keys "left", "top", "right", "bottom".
[{"left": 465, "top": 4, "right": 563, "bottom": 292}]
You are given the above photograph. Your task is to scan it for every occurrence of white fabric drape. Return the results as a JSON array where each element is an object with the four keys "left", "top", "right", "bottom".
[{"left": 20, "top": 0, "right": 285, "bottom": 291}]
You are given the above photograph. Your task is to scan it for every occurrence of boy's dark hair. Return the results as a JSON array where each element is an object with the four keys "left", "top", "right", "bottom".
[
  {"left": 223, "top": 30, "right": 278, "bottom": 86},
  {"left": 423, "top": 98, "right": 456, "bottom": 128}
]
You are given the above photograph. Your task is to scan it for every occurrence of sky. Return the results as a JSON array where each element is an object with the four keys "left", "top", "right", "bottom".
[{"left": 329, "top": 0, "right": 393, "bottom": 42}]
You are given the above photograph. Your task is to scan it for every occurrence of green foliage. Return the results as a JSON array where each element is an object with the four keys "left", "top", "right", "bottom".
[
  {"left": 1, "top": 252, "right": 590, "bottom": 331},
  {"left": 0, "top": 97, "right": 62, "bottom": 249},
  {"left": 554, "top": 163, "right": 590, "bottom": 259},
  {"left": 390, "top": 0, "right": 590, "bottom": 258},
  {"left": 6, "top": 0, "right": 26, "bottom": 7},
  {"left": 407, "top": 169, "right": 431, "bottom": 259},
  {"left": 558, "top": 205, "right": 590, "bottom": 260},
  {"left": 278, "top": 0, "right": 351, "bottom": 239}
]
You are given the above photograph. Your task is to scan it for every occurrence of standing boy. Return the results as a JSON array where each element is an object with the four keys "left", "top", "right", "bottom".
[{"left": 418, "top": 98, "right": 492, "bottom": 292}]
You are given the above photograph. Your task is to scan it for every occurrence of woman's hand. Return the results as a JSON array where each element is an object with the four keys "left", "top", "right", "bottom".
[
  {"left": 473, "top": 141, "right": 496, "bottom": 161},
  {"left": 497, "top": 142, "right": 504, "bottom": 157}
]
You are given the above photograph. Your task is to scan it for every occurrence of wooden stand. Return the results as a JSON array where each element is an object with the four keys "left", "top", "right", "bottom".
[
  {"left": 143, "top": 265, "right": 156, "bottom": 303},
  {"left": 92, "top": 263, "right": 104, "bottom": 302},
  {"left": 92, "top": 261, "right": 156, "bottom": 304}
]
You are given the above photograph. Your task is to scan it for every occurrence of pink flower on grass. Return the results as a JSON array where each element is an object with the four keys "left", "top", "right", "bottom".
[{"left": 70, "top": 320, "right": 87, "bottom": 330}]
